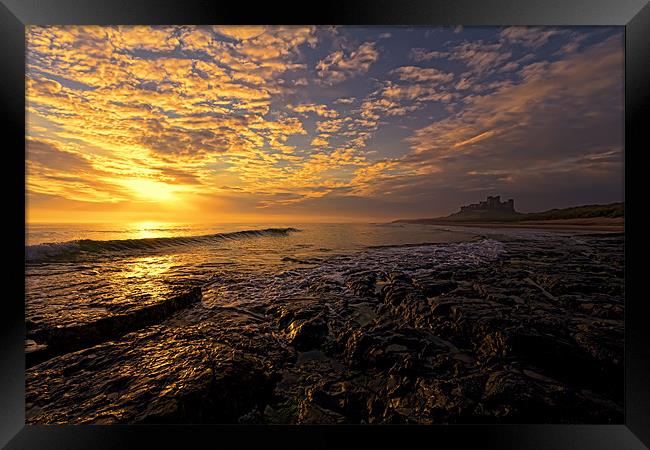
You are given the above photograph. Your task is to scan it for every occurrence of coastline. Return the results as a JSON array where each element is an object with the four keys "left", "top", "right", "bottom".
[{"left": 397, "top": 217, "right": 624, "bottom": 233}]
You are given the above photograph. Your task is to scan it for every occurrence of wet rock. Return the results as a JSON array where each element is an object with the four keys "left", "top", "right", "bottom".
[
  {"left": 266, "top": 298, "right": 330, "bottom": 351},
  {"left": 349, "top": 303, "right": 377, "bottom": 327},
  {"left": 287, "top": 317, "right": 328, "bottom": 350},
  {"left": 266, "top": 298, "right": 321, "bottom": 329},
  {"left": 479, "top": 366, "right": 622, "bottom": 423},
  {"left": 238, "top": 408, "right": 262, "bottom": 423},
  {"left": 414, "top": 279, "right": 458, "bottom": 298},
  {"left": 381, "top": 373, "right": 487, "bottom": 423},
  {"left": 26, "top": 287, "right": 202, "bottom": 368},
  {"left": 26, "top": 322, "right": 275, "bottom": 424},
  {"left": 345, "top": 272, "right": 378, "bottom": 299},
  {"left": 298, "top": 380, "right": 370, "bottom": 423},
  {"left": 344, "top": 324, "right": 460, "bottom": 373},
  {"left": 298, "top": 402, "right": 348, "bottom": 424},
  {"left": 26, "top": 233, "right": 624, "bottom": 424}
]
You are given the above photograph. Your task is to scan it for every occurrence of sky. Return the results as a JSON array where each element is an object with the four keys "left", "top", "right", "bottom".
[{"left": 26, "top": 26, "right": 624, "bottom": 223}]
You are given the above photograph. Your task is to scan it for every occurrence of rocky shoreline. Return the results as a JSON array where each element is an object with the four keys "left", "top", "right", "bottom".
[{"left": 26, "top": 232, "right": 624, "bottom": 424}]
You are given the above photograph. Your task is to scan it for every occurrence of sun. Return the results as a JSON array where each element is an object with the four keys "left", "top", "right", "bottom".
[{"left": 119, "top": 178, "right": 179, "bottom": 203}]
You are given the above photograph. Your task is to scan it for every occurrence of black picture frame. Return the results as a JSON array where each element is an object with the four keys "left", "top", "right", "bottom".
[{"left": 2, "top": 0, "right": 648, "bottom": 448}]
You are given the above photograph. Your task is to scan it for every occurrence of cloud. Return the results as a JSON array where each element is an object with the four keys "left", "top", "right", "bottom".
[
  {"left": 27, "top": 138, "right": 94, "bottom": 173},
  {"left": 316, "top": 42, "right": 379, "bottom": 84},
  {"left": 380, "top": 82, "right": 457, "bottom": 104},
  {"left": 310, "top": 136, "right": 329, "bottom": 147},
  {"left": 113, "top": 26, "right": 181, "bottom": 51},
  {"left": 234, "top": 26, "right": 318, "bottom": 63},
  {"left": 452, "top": 130, "right": 500, "bottom": 148},
  {"left": 395, "top": 35, "right": 624, "bottom": 204},
  {"left": 26, "top": 27, "right": 315, "bottom": 177},
  {"left": 282, "top": 33, "right": 623, "bottom": 215},
  {"left": 500, "top": 26, "right": 566, "bottom": 48},
  {"left": 360, "top": 95, "right": 422, "bottom": 117},
  {"left": 449, "top": 41, "right": 512, "bottom": 75},
  {"left": 554, "top": 32, "right": 590, "bottom": 55},
  {"left": 213, "top": 26, "right": 267, "bottom": 41},
  {"left": 408, "top": 48, "right": 449, "bottom": 61},
  {"left": 334, "top": 97, "right": 356, "bottom": 104},
  {"left": 26, "top": 138, "right": 131, "bottom": 203},
  {"left": 316, "top": 118, "right": 352, "bottom": 134},
  {"left": 26, "top": 26, "right": 623, "bottom": 220},
  {"left": 288, "top": 103, "right": 339, "bottom": 118},
  {"left": 391, "top": 66, "right": 454, "bottom": 83}
]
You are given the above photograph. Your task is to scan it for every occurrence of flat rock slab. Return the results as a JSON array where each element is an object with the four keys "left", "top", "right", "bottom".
[
  {"left": 26, "top": 287, "right": 203, "bottom": 368},
  {"left": 26, "top": 316, "right": 282, "bottom": 424}
]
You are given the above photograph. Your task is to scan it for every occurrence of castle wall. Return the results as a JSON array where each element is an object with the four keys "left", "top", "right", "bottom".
[{"left": 459, "top": 196, "right": 516, "bottom": 212}]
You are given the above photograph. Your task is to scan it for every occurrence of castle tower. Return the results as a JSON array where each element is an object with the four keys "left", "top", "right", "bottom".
[
  {"left": 457, "top": 195, "right": 517, "bottom": 215},
  {"left": 487, "top": 195, "right": 500, "bottom": 207}
]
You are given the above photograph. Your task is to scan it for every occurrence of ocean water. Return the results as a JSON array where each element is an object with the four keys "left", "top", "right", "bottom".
[{"left": 25, "top": 222, "right": 504, "bottom": 331}]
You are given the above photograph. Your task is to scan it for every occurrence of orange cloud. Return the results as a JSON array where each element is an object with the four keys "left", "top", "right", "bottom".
[
  {"left": 316, "top": 42, "right": 379, "bottom": 84},
  {"left": 288, "top": 103, "right": 339, "bottom": 118}
]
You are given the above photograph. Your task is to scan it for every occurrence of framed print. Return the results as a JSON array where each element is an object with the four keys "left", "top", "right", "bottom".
[{"left": 1, "top": 0, "right": 649, "bottom": 448}]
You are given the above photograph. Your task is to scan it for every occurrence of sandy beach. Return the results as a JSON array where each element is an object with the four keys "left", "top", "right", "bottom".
[{"left": 402, "top": 217, "right": 624, "bottom": 233}]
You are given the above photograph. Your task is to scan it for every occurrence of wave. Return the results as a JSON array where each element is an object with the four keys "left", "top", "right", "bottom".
[{"left": 26, "top": 227, "right": 300, "bottom": 262}]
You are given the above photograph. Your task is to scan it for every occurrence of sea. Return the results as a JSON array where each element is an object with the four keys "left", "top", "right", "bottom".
[{"left": 25, "top": 222, "right": 506, "bottom": 331}]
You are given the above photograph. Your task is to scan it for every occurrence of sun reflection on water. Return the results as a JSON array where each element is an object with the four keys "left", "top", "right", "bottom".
[
  {"left": 127, "top": 221, "right": 183, "bottom": 240},
  {"left": 120, "top": 255, "right": 176, "bottom": 280}
]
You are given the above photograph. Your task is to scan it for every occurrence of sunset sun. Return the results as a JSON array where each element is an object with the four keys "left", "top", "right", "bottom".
[{"left": 119, "top": 178, "right": 180, "bottom": 203}]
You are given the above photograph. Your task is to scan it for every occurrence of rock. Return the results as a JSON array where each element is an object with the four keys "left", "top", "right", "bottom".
[
  {"left": 345, "top": 272, "right": 378, "bottom": 299},
  {"left": 349, "top": 303, "right": 377, "bottom": 327},
  {"left": 298, "top": 403, "right": 347, "bottom": 424},
  {"left": 287, "top": 317, "right": 328, "bottom": 350},
  {"left": 26, "top": 232, "right": 624, "bottom": 424},
  {"left": 26, "top": 322, "right": 276, "bottom": 424},
  {"left": 298, "top": 380, "right": 370, "bottom": 423},
  {"left": 414, "top": 279, "right": 458, "bottom": 298},
  {"left": 26, "top": 287, "right": 203, "bottom": 368},
  {"left": 480, "top": 366, "right": 622, "bottom": 423}
]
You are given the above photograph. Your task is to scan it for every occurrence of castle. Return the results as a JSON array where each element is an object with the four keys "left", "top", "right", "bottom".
[{"left": 460, "top": 195, "right": 515, "bottom": 212}]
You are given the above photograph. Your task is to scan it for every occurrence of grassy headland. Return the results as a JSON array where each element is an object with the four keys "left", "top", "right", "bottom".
[{"left": 395, "top": 202, "right": 624, "bottom": 231}]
